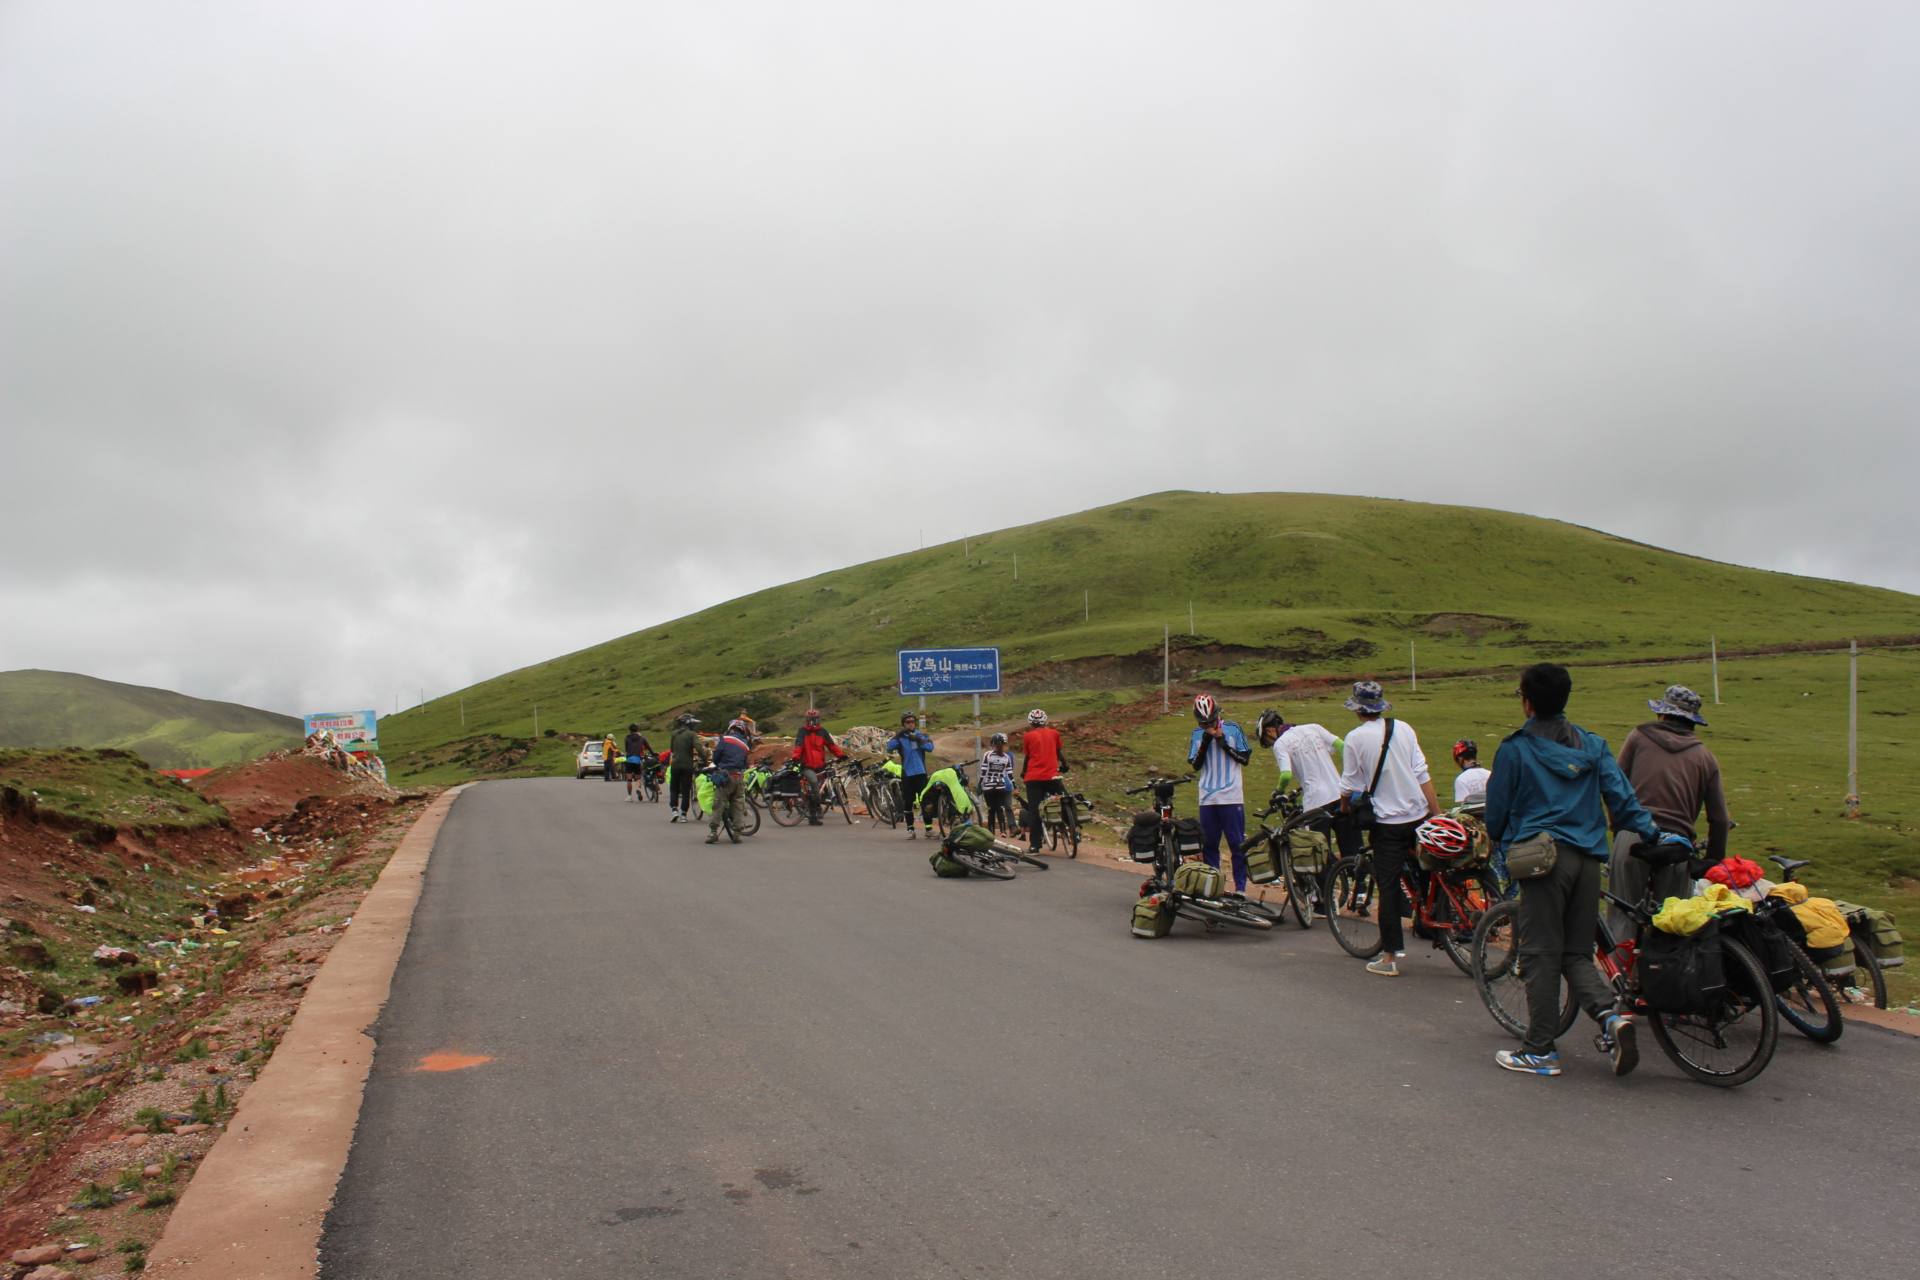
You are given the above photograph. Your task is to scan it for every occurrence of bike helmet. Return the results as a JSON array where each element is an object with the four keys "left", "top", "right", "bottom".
[
  {"left": 1027, "top": 708, "right": 1048, "bottom": 726},
  {"left": 1415, "top": 816, "right": 1473, "bottom": 861},
  {"left": 803, "top": 708, "right": 822, "bottom": 724},
  {"left": 989, "top": 732, "right": 1007, "bottom": 746},
  {"left": 1255, "top": 709, "right": 1287, "bottom": 744},
  {"left": 1192, "top": 693, "right": 1219, "bottom": 725},
  {"left": 901, "top": 712, "right": 919, "bottom": 726},
  {"left": 1451, "top": 738, "right": 1478, "bottom": 765},
  {"left": 726, "top": 718, "right": 753, "bottom": 739}
]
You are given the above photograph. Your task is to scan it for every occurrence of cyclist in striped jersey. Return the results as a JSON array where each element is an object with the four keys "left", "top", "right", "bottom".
[{"left": 1186, "top": 694, "right": 1254, "bottom": 893}]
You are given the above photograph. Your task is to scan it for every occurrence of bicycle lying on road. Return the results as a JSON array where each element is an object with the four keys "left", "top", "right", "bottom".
[
  {"left": 1470, "top": 838, "right": 1778, "bottom": 1087},
  {"left": 1125, "top": 775, "right": 1280, "bottom": 933},
  {"left": 1234, "top": 788, "right": 1332, "bottom": 930},
  {"left": 937, "top": 820, "right": 1052, "bottom": 879}
]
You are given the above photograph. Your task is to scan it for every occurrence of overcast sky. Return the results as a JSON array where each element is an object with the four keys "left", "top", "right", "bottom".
[{"left": 3, "top": 1, "right": 1916, "bottom": 717}]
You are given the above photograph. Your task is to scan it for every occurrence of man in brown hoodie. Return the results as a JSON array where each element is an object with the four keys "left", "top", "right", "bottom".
[{"left": 1607, "top": 684, "right": 1732, "bottom": 935}]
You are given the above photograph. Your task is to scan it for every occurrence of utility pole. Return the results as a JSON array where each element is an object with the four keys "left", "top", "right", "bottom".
[
  {"left": 1410, "top": 642, "right": 1417, "bottom": 693},
  {"left": 1711, "top": 635, "right": 1721, "bottom": 705},
  {"left": 1163, "top": 624, "right": 1170, "bottom": 714},
  {"left": 1084, "top": 588, "right": 1089, "bottom": 622},
  {"left": 1847, "top": 640, "right": 1859, "bottom": 818},
  {"left": 1013, "top": 552, "right": 1019, "bottom": 581},
  {"left": 972, "top": 692, "right": 982, "bottom": 761},
  {"left": 533, "top": 705, "right": 539, "bottom": 738},
  {"left": 419, "top": 687, "right": 425, "bottom": 710},
  {"left": 1188, "top": 600, "right": 1195, "bottom": 635},
  {"left": 459, "top": 697, "right": 465, "bottom": 729}
]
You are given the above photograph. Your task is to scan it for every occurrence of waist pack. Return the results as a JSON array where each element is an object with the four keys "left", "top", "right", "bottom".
[
  {"left": 1172, "top": 860, "right": 1222, "bottom": 899},
  {"left": 1638, "top": 918, "right": 1728, "bottom": 1016},
  {"left": 944, "top": 823, "right": 997, "bottom": 855},
  {"left": 1127, "top": 813, "right": 1162, "bottom": 862},
  {"left": 928, "top": 849, "right": 971, "bottom": 878},
  {"left": 1131, "top": 892, "right": 1174, "bottom": 938},
  {"left": 1171, "top": 817, "right": 1206, "bottom": 858},
  {"left": 1245, "top": 838, "right": 1279, "bottom": 885},
  {"left": 1720, "top": 909, "right": 1798, "bottom": 996},
  {"left": 1838, "top": 902, "right": 1904, "bottom": 969}
]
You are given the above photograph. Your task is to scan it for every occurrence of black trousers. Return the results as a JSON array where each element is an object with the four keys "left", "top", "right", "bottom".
[
  {"left": 983, "top": 787, "right": 1015, "bottom": 831},
  {"left": 1370, "top": 820, "right": 1423, "bottom": 955},
  {"left": 1517, "top": 845, "right": 1615, "bottom": 1054},
  {"left": 668, "top": 766, "right": 694, "bottom": 814},
  {"left": 1025, "top": 778, "right": 1066, "bottom": 850}
]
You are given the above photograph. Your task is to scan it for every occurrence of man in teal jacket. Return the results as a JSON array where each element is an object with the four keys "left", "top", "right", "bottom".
[{"left": 1484, "top": 663, "right": 1663, "bottom": 1079}]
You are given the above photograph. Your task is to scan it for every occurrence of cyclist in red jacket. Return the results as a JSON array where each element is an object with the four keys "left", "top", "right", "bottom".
[
  {"left": 789, "top": 708, "right": 847, "bottom": 826},
  {"left": 1019, "top": 709, "right": 1068, "bottom": 853}
]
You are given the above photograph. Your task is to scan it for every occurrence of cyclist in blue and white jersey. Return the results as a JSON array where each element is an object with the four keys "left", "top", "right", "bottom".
[{"left": 1187, "top": 694, "right": 1253, "bottom": 893}]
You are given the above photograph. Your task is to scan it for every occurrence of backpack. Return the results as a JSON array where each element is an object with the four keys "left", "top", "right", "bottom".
[
  {"left": 1720, "top": 909, "right": 1797, "bottom": 996},
  {"left": 1126, "top": 813, "right": 1161, "bottom": 863},
  {"left": 1638, "top": 917, "right": 1727, "bottom": 1015},
  {"left": 1131, "top": 892, "right": 1174, "bottom": 938},
  {"left": 943, "top": 823, "right": 997, "bottom": 855},
  {"left": 928, "top": 849, "right": 972, "bottom": 878},
  {"left": 1171, "top": 816, "right": 1205, "bottom": 858},
  {"left": 1172, "top": 860, "right": 1222, "bottom": 899}
]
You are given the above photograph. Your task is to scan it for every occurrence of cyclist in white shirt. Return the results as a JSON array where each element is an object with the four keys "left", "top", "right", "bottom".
[
  {"left": 1256, "top": 710, "right": 1362, "bottom": 860},
  {"left": 1452, "top": 739, "right": 1491, "bottom": 807},
  {"left": 1337, "top": 681, "right": 1440, "bottom": 977}
]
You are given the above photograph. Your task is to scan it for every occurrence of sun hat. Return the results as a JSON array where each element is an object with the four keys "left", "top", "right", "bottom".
[
  {"left": 1648, "top": 684, "right": 1708, "bottom": 725},
  {"left": 1343, "top": 680, "right": 1391, "bottom": 715}
]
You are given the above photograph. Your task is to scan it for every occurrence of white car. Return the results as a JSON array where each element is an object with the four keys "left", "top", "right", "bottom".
[{"left": 576, "top": 741, "right": 608, "bottom": 779}]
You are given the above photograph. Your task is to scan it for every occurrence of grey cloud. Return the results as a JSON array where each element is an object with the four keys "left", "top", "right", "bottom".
[{"left": 3, "top": 1, "right": 1916, "bottom": 714}]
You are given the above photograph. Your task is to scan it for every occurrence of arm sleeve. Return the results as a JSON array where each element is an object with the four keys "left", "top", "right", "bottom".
[
  {"left": 1597, "top": 744, "right": 1658, "bottom": 841},
  {"left": 1187, "top": 732, "right": 1204, "bottom": 769},
  {"left": 1224, "top": 725, "right": 1252, "bottom": 765},
  {"left": 1483, "top": 742, "right": 1516, "bottom": 842}
]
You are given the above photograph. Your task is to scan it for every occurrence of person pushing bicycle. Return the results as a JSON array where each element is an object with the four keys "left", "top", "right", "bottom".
[
  {"left": 1019, "top": 709, "right": 1067, "bottom": 853},
  {"left": 705, "top": 718, "right": 755, "bottom": 845},
  {"left": 623, "top": 723, "right": 654, "bottom": 798},
  {"left": 789, "top": 708, "right": 848, "bottom": 826}
]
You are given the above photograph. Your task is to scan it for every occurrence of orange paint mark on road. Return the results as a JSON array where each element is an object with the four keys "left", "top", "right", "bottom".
[{"left": 414, "top": 1051, "right": 493, "bottom": 1073}]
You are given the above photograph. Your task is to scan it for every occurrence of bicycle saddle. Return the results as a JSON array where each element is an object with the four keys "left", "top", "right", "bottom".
[{"left": 1770, "top": 856, "right": 1811, "bottom": 876}]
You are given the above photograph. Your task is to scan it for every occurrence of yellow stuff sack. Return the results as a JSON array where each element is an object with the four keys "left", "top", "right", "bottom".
[
  {"left": 1700, "top": 884, "right": 1752, "bottom": 916},
  {"left": 1652, "top": 895, "right": 1714, "bottom": 937},
  {"left": 1791, "top": 896, "right": 1850, "bottom": 951}
]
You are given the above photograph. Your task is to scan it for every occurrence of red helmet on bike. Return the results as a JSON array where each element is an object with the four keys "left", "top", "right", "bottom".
[{"left": 1415, "top": 816, "right": 1473, "bottom": 861}]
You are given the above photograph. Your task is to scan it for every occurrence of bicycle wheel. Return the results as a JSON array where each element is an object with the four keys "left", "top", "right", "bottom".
[
  {"left": 1279, "top": 846, "right": 1318, "bottom": 929},
  {"left": 1058, "top": 802, "right": 1081, "bottom": 859},
  {"left": 1324, "top": 856, "right": 1383, "bottom": 959},
  {"left": 1176, "top": 898, "right": 1275, "bottom": 931},
  {"left": 832, "top": 780, "right": 854, "bottom": 824},
  {"left": 1647, "top": 937, "right": 1779, "bottom": 1087},
  {"left": 734, "top": 799, "right": 762, "bottom": 838},
  {"left": 768, "top": 795, "right": 805, "bottom": 827},
  {"left": 994, "top": 838, "right": 1050, "bottom": 870},
  {"left": 1469, "top": 900, "right": 1577, "bottom": 1040},
  {"left": 1848, "top": 937, "right": 1888, "bottom": 1008},
  {"left": 1436, "top": 877, "right": 1492, "bottom": 976},
  {"left": 1775, "top": 941, "right": 1844, "bottom": 1044},
  {"left": 948, "top": 847, "right": 1017, "bottom": 880}
]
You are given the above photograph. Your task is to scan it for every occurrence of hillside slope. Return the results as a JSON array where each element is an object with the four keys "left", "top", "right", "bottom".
[
  {"left": 0, "top": 670, "right": 301, "bottom": 769},
  {"left": 381, "top": 491, "right": 1920, "bottom": 782}
]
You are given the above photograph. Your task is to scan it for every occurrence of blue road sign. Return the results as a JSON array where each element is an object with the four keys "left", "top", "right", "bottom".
[{"left": 898, "top": 647, "right": 1001, "bottom": 696}]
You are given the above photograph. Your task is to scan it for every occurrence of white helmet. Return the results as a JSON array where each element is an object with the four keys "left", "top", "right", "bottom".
[{"left": 1027, "top": 708, "right": 1049, "bottom": 726}]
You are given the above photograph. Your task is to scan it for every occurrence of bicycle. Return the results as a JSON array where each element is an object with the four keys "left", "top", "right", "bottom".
[
  {"left": 1124, "top": 775, "right": 1281, "bottom": 933},
  {"left": 1032, "top": 788, "right": 1093, "bottom": 858},
  {"left": 1323, "top": 839, "right": 1499, "bottom": 972},
  {"left": 762, "top": 763, "right": 809, "bottom": 827},
  {"left": 1767, "top": 855, "right": 1887, "bottom": 1008},
  {"left": 939, "top": 820, "right": 1052, "bottom": 879},
  {"left": 1234, "top": 788, "right": 1334, "bottom": 930},
  {"left": 704, "top": 770, "right": 760, "bottom": 842},
  {"left": 856, "top": 763, "right": 899, "bottom": 825},
  {"left": 814, "top": 763, "right": 856, "bottom": 825},
  {"left": 1470, "top": 839, "right": 1778, "bottom": 1087}
]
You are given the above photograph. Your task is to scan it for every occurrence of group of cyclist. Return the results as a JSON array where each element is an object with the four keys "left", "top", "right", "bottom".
[{"left": 1168, "top": 668, "right": 1732, "bottom": 1080}]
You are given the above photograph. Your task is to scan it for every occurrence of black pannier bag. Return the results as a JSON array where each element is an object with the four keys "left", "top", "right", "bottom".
[
  {"left": 1638, "top": 918, "right": 1728, "bottom": 1016},
  {"left": 1126, "top": 813, "right": 1161, "bottom": 863},
  {"left": 1171, "top": 817, "right": 1206, "bottom": 858},
  {"left": 1722, "top": 909, "right": 1797, "bottom": 997}
]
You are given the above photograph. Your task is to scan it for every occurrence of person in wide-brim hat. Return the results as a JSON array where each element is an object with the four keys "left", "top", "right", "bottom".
[
  {"left": 1343, "top": 680, "right": 1392, "bottom": 715},
  {"left": 1647, "top": 684, "right": 1708, "bottom": 726}
]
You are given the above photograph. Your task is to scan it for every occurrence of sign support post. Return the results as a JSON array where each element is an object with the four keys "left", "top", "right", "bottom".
[{"left": 1847, "top": 640, "right": 1859, "bottom": 818}]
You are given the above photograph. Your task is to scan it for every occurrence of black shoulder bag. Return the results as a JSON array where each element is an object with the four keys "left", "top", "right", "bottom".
[{"left": 1349, "top": 718, "right": 1395, "bottom": 830}]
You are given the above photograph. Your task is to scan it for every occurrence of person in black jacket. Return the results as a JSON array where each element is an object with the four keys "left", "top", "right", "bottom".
[{"left": 623, "top": 723, "right": 654, "bottom": 799}]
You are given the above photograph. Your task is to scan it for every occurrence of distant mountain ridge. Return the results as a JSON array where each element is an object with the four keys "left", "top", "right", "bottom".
[
  {"left": 0, "top": 669, "right": 301, "bottom": 769},
  {"left": 379, "top": 490, "right": 1920, "bottom": 782}
]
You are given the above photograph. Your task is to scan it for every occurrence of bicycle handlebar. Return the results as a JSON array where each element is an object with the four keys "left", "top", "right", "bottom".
[{"left": 1124, "top": 775, "right": 1194, "bottom": 796}]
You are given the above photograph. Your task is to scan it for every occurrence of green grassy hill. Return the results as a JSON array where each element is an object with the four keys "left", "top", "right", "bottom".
[
  {"left": 382, "top": 491, "right": 1920, "bottom": 782},
  {"left": 0, "top": 670, "right": 301, "bottom": 769}
]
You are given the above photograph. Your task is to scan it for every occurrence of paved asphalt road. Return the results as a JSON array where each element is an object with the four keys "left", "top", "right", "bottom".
[{"left": 321, "top": 778, "right": 1919, "bottom": 1278}]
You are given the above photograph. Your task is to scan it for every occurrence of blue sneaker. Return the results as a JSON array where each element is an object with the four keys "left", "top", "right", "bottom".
[
  {"left": 1604, "top": 1013, "right": 1639, "bottom": 1077},
  {"left": 1494, "top": 1049, "right": 1562, "bottom": 1076}
]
